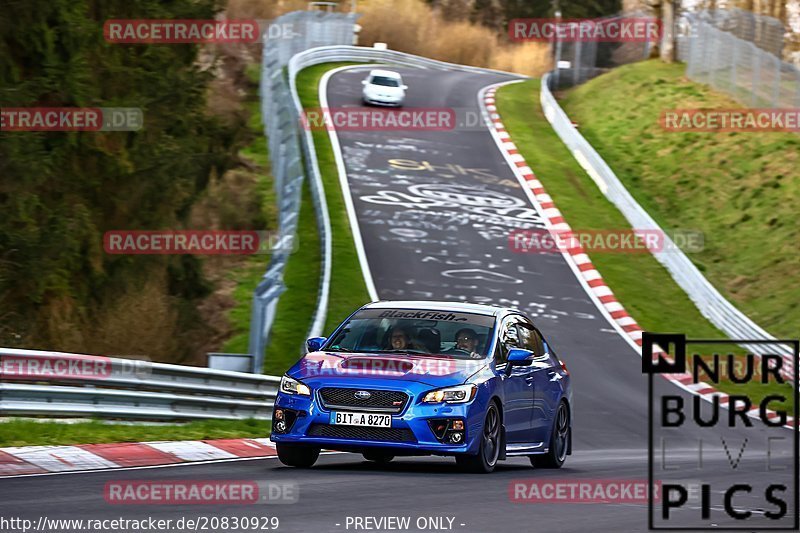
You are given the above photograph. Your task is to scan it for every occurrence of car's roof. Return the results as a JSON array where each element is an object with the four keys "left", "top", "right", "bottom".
[
  {"left": 368, "top": 69, "right": 402, "bottom": 78},
  {"left": 361, "top": 300, "right": 516, "bottom": 317}
]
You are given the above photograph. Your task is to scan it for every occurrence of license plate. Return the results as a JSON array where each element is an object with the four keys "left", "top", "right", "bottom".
[{"left": 330, "top": 411, "right": 391, "bottom": 428}]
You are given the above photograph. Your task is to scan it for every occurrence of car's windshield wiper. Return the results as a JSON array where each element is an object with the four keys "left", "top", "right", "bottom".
[{"left": 370, "top": 349, "right": 424, "bottom": 355}]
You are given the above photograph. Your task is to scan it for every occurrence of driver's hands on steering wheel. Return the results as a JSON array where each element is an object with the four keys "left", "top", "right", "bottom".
[{"left": 452, "top": 347, "right": 482, "bottom": 359}]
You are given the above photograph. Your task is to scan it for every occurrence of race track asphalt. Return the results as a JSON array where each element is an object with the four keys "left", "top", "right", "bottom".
[{"left": 0, "top": 66, "right": 794, "bottom": 533}]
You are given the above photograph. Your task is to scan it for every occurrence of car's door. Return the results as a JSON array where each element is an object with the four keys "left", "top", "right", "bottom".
[
  {"left": 495, "top": 315, "right": 537, "bottom": 443},
  {"left": 517, "top": 320, "right": 563, "bottom": 443}
]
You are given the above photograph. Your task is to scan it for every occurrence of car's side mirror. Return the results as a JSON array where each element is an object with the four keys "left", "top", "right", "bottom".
[
  {"left": 361, "top": 80, "right": 368, "bottom": 85},
  {"left": 507, "top": 348, "right": 534, "bottom": 365},
  {"left": 306, "top": 336, "right": 327, "bottom": 352},
  {"left": 401, "top": 84, "right": 408, "bottom": 90}
]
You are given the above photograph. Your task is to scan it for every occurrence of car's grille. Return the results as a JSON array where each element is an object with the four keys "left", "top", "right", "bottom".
[
  {"left": 318, "top": 387, "right": 409, "bottom": 414},
  {"left": 306, "top": 424, "right": 417, "bottom": 443}
]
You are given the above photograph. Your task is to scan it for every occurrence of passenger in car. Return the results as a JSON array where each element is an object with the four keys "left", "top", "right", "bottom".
[{"left": 387, "top": 327, "right": 418, "bottom": 351}]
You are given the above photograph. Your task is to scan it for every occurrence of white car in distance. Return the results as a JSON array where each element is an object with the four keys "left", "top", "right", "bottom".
[{"left": 361, "top": 69, "right": 407, "bottom": 107}]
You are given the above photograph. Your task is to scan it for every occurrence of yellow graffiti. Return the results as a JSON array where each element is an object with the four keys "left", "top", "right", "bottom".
[{"left": 387, "top": 159, "right": 519, "bottom": 188}]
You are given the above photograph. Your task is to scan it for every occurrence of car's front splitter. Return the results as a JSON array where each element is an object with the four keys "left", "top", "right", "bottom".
[
  {"left": 270, "top": 433, "right": 472, "bottom": 456},
  {"left": 271, "top": 389, "right": 491, "bottom": 455}
]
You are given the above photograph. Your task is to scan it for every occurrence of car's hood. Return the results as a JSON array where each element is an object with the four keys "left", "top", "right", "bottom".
[
  {"left": 287, "top": 351, "right": 487, "bottom": 387},
  {"left": 364, "top": 84, "right": 404, "bottom": 96}
]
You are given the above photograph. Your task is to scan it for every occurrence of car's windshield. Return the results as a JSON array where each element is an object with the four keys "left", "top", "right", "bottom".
[
  {"left": 370, "top": 75, "right": 400, "bottom": 87},
  {"left": 325, "top": 308, "right": 495, "bottom": 359}
]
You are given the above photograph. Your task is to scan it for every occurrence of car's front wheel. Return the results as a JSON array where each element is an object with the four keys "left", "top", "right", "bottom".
[
  {"left": 276, "top": 443, "right": 320, "bottom": 468},
  {"left": 455, "top": 403, "right": 501, "bottom": 473},
  {"left": 362, "top": 450, "right": 394, "bottom": 463},
  {"left": 530, "top": 401, "right": 569, "bottom": 469}
]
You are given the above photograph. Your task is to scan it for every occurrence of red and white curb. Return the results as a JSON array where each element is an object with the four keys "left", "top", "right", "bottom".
[
  {"left": 481, "top": 83, "right": 795, "bottom": 430},
  {"left": 0, "top": 438, "right": 277, "bottom": 477}
]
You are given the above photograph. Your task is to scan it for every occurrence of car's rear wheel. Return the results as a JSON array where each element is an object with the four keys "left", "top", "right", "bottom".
[
  {"left": 276, "top": 443, "right": 320, "bottom": 468},
  {"left": 362, "top": 450, "right": 394, "bottom": 463},
  {"left": 456, "top": 403, "right": 500, "bottom": 473},
  {"left": 530, "top": 401, "right": 569, "bottom": 469}
]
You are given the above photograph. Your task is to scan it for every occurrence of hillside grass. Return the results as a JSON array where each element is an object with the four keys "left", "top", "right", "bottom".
[
  {"left": 294, "top": 63, "right": 372, "bottom": 335},
  {"left": 495, "top": 77, "right": 793, "bottom": 412},
  {"left": 559, "top": 60, "right": 799, "bottom": 340},
  {"left": 0, "top": 419, "right": 269, "bottom": 447}
]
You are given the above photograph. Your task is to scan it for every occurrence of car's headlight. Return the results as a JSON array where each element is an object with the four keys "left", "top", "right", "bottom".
[
  {"left": 422, "top": 384, "right": 477, "bottom": 404},
  {"left": 280, "top": 375, "right": 310, "bottom": 396}
]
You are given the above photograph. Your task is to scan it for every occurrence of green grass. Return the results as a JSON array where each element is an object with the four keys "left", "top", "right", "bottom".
[
  {"left": 495, "top": 77, "right": 793, "bottom": 410},
  {"left": 258, "top": 62, "right": 372, "bottom": 376},
  {"left": 294, "top": 63, "right": 372, "bottom": 335},
  {"left": 497, "top": 79, "right": 723, "bottom": 340},
  {"left": 0, "top": 419, "right": 269, "bottom": 447},
  {"left": 559, "top": 60, "right": 799, "bottom": 340},
  {"left": 263, "top": 178, "right": 322, "bottom": 376}
]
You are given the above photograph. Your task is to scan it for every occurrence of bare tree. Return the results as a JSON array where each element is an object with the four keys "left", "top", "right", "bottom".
[{"left": 660, "top": 0, "right": 676, "bottom": 61}]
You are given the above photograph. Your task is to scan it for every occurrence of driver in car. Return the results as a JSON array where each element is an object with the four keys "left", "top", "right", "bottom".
[{"left": 446, "top": 328, "right": 482, "bottom": 359}]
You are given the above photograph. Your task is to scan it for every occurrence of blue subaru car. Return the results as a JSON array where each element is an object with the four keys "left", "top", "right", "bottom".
[{"left": 271, "top": 301, "right": 572, "bottom": 473}]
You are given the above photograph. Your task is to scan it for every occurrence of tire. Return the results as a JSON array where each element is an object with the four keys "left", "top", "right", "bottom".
[
  {"left": 276, "top": 443, "right": 320, "bottom": 468},
  {"left": 455, "top": 403, "right": 501, "bottom": 473},
  {"left": 531, "top": 401, "right": 569, "bottom": 469},
  {"left": 362, "top": 450, "right": 395, "bottom": 463}
]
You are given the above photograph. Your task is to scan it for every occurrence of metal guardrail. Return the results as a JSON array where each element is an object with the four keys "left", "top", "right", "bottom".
[
  {"left": 287, "top": 45, "right": 524, "bottom": 78},
  {"left": 252, "top": 43, "right": 522, "bottom": 369},
  {"left": 248, "top": 11, "right": 360, "bottom": 373},
  {"left": 0, "top": 348, "right": 280, "bottom": 420},
  {"left": 540, "top": 73, "right": 795, "bottom": 373}
]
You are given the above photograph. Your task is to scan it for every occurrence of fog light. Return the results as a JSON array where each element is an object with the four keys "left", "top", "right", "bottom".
[
  {"left": 451, "top": 420, "right": 464, "bottom": 431},
  {"left": 275, "top": 421, "right": 286, "bottom": 432},
  {"left": 450, "top": 432, "right": 463, "bottom": 443},
  {"left": 274, "top": 409, "right": 284, "bottom": 421}
]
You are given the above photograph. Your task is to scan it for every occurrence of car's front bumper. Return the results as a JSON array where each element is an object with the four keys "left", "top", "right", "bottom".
[
  {"left": 270, "top": 382, "right": 489, "bottom": 456},
  {"left": 362, "top": 93, "right": 404, "bottom": 106}
]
